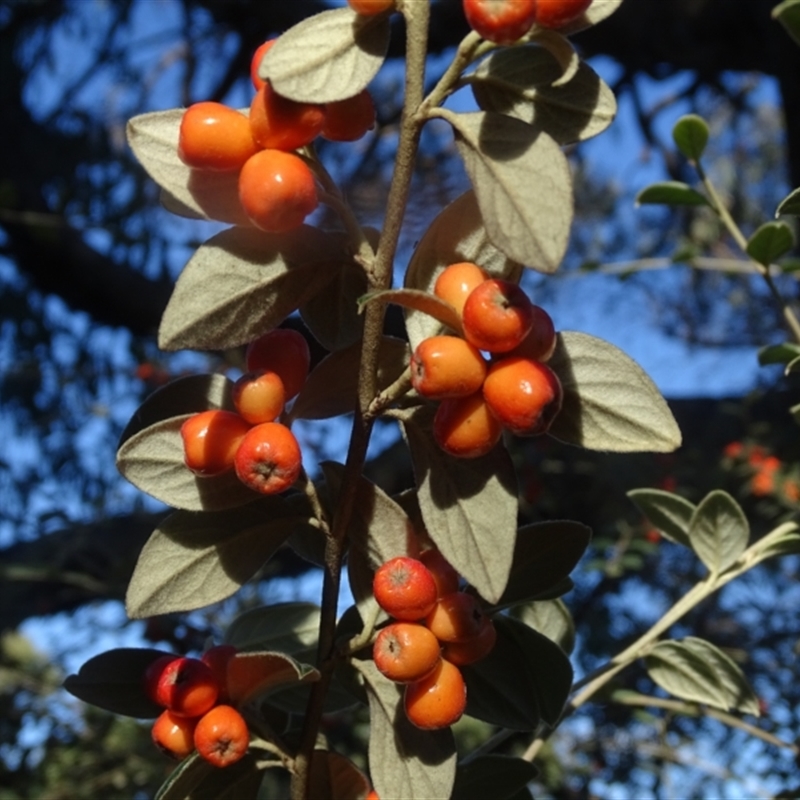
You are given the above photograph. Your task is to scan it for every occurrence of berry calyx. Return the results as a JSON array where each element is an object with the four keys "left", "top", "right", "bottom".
[
  {"left": 234, "top": 421, "right": 302, "bottom": 495},
  {"left": 373, "top": 623, "right": 442, "bottom": 683},
  {"left": 194, "top": 705, "right": 249, "bottom": 768},
  {"left": 433, "top": 392, "right": 503, "bottom": 459},
  {"left": 410, "top": 335, "right": 487, "bottom": 400},
  {"left": 180, "top": 410, "right": 252, "bottom": 477},
  {"left": 463, "top": 0, "right": 537, "bottom": 44},
  {"left": 373, "top": 556, "right": 438, "bottom": 621},
  {"left": 404, "top": 658, "right": 467, "bottom": 730},
  {"left": 462, "top": 278, "right": 534, "bottom": 354},
  {"left": 238, "top": 149, "right": 318, "bottom": 233},
  {"left": 178, "top": 102, "right": 259, "bottom": 172}
]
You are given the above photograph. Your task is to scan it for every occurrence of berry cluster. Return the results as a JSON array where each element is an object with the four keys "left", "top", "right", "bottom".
[
  {"left": 180, "top": 328, "right": 309, "bottom": 495},
  {"left": 372, "top": 552, "right": 496, "bottom": 730},
  {"left": 145, "top": 646, "right": 249, "bottom": 767},
  {"left": 177, "top": 39, "right": 376, "bottom": 233},
  {"left": 463, "top": 0, "right": 593, "bottom": 45},
  {"left": 413, "top": 262, "right": 563, "bottom": 458}
]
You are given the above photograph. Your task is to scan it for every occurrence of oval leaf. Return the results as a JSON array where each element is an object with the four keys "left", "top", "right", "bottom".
[
  {"left": 159, "top": 227, "right": 349, "bottom": 351},
  {"left": 155, "top": 752, "right": 266, "bottom": 800},
  {"left": 260, "top": 7, "right": 390, "bottom": 103},
  {"left": 757, "top": 342, "right": 800, "bottom": 366},
  {"left": 773, "top": 0, "right": 800, "bottom": 45},
  {"left": 688, "top": 490, "right": 749, "bottom": 574},
  {"left": 513, "top": 599, "right": 575, "bottom": 655},
  {"left": 462, "top": 616, "right": 573, "bottom": 729},
  {"left": 451, "top": 756, "right": 538, "bottom": 800},
  {"left": 356, "top": 659, "right": 457, "bottom": 800},
  {"left": 127, "top": 110, "right": 248, "bottom": 225},
  {"left": 290, "top": 336, "right": 409, "bottom": 421},
  {"left": 627, "top": 488, "right": 695, "bottom": 548},
  {"left": 116, "top": 415, "right": 258, "bottom": 511},
  {"left": 672, "top": 114, "right": 709, "bottom": 161},
  {"left": 559, "top": 0, "right": 625, "bottom": 34},
  {"left": 645, "top": 637, "right": 759, "bottom": 715},
  {"left": 126, "top": 501, "right": 310, "bottom": 617},
  {"left": 746, "top": 221, "right": 796, "bottom": 266},
  {"left": 224, "top": 601, "right": 321, "bottom": 654},
  {"left": 401, "top": 407, "right": 518, "bottom": 604},
  {"left": 471, "top": 45, "right": 617, "bottom": 144},
  {"left": 308, "top": 750, "right": 371, "bottom": 800},
  {"left": 360, "top": 288, "right": 463, "bottom": 334},
  {"left": 547, "top": 331, "right": 682, "bottom": 452},
  {"left": 447, "top": 110, "right": 573, "bottom": 272},
  {"left": 636, "top": 181, "right": 709, "bottom": 207},
  {"left": 119, "top": 373, "right": 235, "bottom": 448},
  {"left": 775, "top": 186, "right": 800, "bottom": 217},
  {"left": 404, "top": 191, "right": 522, "bottom": 349},
  {"left": 64, "top": 648, "right": 170, "bottom": 718}
]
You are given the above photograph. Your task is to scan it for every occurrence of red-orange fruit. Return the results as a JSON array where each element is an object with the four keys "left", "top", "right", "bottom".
[
  {"left": 232, "top": 370, "right": 286, "bottom": 425},
  {"left": 410, "top": 336, "right": 487, "bottom": 400},
  {"left": 348, "top": 0, "right": 395, "bottom": 14},
  {"left": 249, "top": 84, "right": 325, "bottom": 152},
  {"left": 482, "top": 356, "right": 563, "bottom": 436},
  {"left": 250, "top": 39, "right": 276, "bottom": 90},
  {"left": 433, "top": 262, "right": 489, "bottom": 319},
  {"left": 201, "top": 645, "right": 238, "bottom": 704},
  {"left": 373, "top": 623, "right": 442, "bottom": 683},
  {"left": 154, "top": 657, "right": 220, "bottom": 718},
  {"left": 234, "top": 422, "right": 302, "bottom": 495},
  {"left": 373, "top": 556, "right": 438, "bottom": 621},
  {"left": 442, "top": 616, "right": 497, "bottom": 665},
  {"left": 419, "top": 549, "right": 460, "bottom": 599},
  {"left": 178, "top": 102, "right": 258, "bottom": 172},
  {"left": 245, "top": 328, "right": 311, "bottom": 401},
  {"left": 404, "top": 659, "right": 467, "bottom": 730},
  {"left": 180, "top": 410, "right": 252, "bottom": 477},
  {"left": 535, "top": 0, "right": 593, "bottom": 29},
  {"left": 194, "top": 705, "right": 249, "bottom": 768},
  {"left": 433, "top": 392, "right": 503, "bottom": 458},
  {"left": 506, "top": 305, "right": 557, "bottom": 362},
  {"left": 151, "top": 710, "right": 198, "bottom": 760},
  {"left": 462, "top": 278, "right": 534, "bottom": 354},
  {"left": 322, "top": 89, "right": 376, "bottom": 142},
  {"left": 425, "top": 592, "right": 485, "bottom": 643},
  {"left": 463, "top": 0, "right": 537, "bottom": 44}
]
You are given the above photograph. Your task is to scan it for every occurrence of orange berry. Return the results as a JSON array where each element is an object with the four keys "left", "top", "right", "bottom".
[
  {"left": 249, "top": 84, "right": 325, "bottom": 152},
  {"left": 404, "top": 659, "right": 466, "bottom": 730},
  {"left": 234, "top": 422, "right": 302, "bottom": 495},
  {"left": 433, "top": 392, "right": 503, "bottom": 458},
  {"left": 463, "top": 0, "right": 537, "bottom": 44},
  {"left": 506, "top": 305, "right": 557, "bottom": 362},
  {"left": 232, "top": 370, "right": 286, "bottom": 425},
  {"left": 411, "top": 336, "right": 487, "bottom": 400},
  {"left": 238, "top": 149, "right": 318, "bottom": 232},
  {"left": 250, "top": 39, "right": 276, "bottom": 90},
  {"left": 373, "top": 623, "right": 442, "bottom": 683},
  {"left": 373, "top": 557, "right": 438, "bottom": 621},
  {"left": 321, "top": 89, "right": 377, "bottom": 142},
  {"left": 194, "top": 705, "right": 249, "bottom": 768},
  {"left": 245, "top": 328, "right": 311, "bottom": 401},
  {"left": 433, "top": 262, "right": 489, "bottom": 319},
  {"left": 462, "top": 278, "right": 534, "bottom": 353},
  {"left": 178, "top": 102, "right": 258, "bottom": 172},
  {"left": 482, "top": 356, "right": 563, "bottom": 436},
  {"left": 425, "top": 592, "right": 485, "bottom": 643},
  {"left": 154, "top": 657, "right": 220, "bottom": 718},
  {"left": 348, "top": 0, "right": 395, "bottom": 14},
  {"left": 144, "top": 654, "right": 178, "bottom": 705},
  {"left": 534, "top": 0, "right": 593, "bottom": 29},
  {"left": 366, "top": 792, "right": 380, "bottom": 800},
  {"left": 419, "top": 549, "right": 460, "bottom": 599},
  {"left": 441, "top": 616, "right": 497, "bottom": 666},
  {"left": 152, "top": 710, "right": 198, "bottom": 759},
  {"left": 751, "top": 471, "right": 775, "bottom": 497},
  {"left": 201, "top": 645, "right": 238, "bottom": 704},
  {"left": 180, "top": 410, "right": 252, "bottom": 477}
]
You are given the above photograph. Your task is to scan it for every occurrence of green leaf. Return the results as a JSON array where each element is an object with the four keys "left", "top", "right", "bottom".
[
  {"left": 776, "top": 186, "right": 800, "bottom": 217},
  {"left": 672, "top": 114, "right": 709, "bottom": 161},
  {"left": 127, "top": 110, "right": 249, "bottom": 226},
  {"left": 447, "top": 110, "right": 572, "bottom": 273},
  {"left": 360, "top": 288, "right": 464, "bottom": 336},
  {"left": 308, "top": 750, "right": 371, "bottom": 800},
  {"left": 778, "top": 257, "right": 800, "bottom": 274},
  {"left": 155, "top": 752, "right": 267, "bottom": 800},
  {"left": 758, "top": 342, "right": 800, "bottom": 367},
  {"left": 159, "top": 227, "right": 350, "bottom": 352},
  {"left": 688, "top": 490, "right": 749, "bottom": 574},
  {"left": 635, "top": 181, "right": 709, "bottom": 207},
  {"left": 119, "top": 373, "right": 235, "bottom": 448},
  {"left": 513, "top": 599, "right": 575, "bottom": 655},
  {"left": 627, "top": 488, "right": 695, "bottom": 548},
  {"left": 773, "top": 0, "right": 800, "bottom": 45},
  {"left": 260, "top": 7, "right": 390, "bottom": 103},
  {"left": 116, "top": 415, "right": 258, "bottom": 511},
  {"left": 491, "top": 521, "right": 591, "bottom": 609},
  {"left": 470, "top": 45, "right": 617, "bottom": 145},
  {"left": 126, "top": 502, "right": 313, "bottom": 617},
  {"left": 451, "top": 756, "right": 538, "bottom": 800},
  {"left": 746, "top": 221, "right": 796, "bottom": 266},
  {"left": 645, "top": 637, "right": 759, "bottom": 715},
  {"left": 463, "top": 616, "right": 573, "bottom": 729},
  {"left": 402, "top": 407, "right": 518, "bottom": 604},
  {"left": 224, "top": 601, "right": 321, "bottom": 654},
  {"left": 548, "top": 331, "right": 682, "bottom": 452},
  {"left": 290, "top": 336, "right": 409, "bottom": 421},
  {"left": 64, "top": 648, "right": 169, "bottom": 718},
  {"left": 357, "top": 660, "right": 456, "bottom": 800},
  {"left": 559, "top": 0, "right": 625, "bottom": 34},
  {"left": 404, "top": 191, "right": 522, "bottom": 350}
]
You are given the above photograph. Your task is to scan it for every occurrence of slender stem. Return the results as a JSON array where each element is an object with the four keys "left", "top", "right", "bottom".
[
  {"left": 367, "top": 366, "right": 413, "bottom": 419},
  {"left": 696, "top": 159, "right": 800, "bottom": 344},
  {"left": 291, "top": 4, "right": 431, "bottom": 798}
]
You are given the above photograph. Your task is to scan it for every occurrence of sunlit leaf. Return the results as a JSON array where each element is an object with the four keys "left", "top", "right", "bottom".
[
  {"left": 627, "top": 488, "right": 695, "bottom": 548},
  {"left": 635, "top": 181, "right": 709, "bottom": 207},
  {"left": 471, "top": 45, "right": 616, "bottom": 144},
  {"left": 775, "top": 186, "right": 800, "bottom": 217},
  {"left": 688, "top": 490, "right": 749, "bottom": 574},
  {"left": 672, "top": 114, "right": 709, "bottom": 161},
  {"left": 402, "top": 407, "right": 518, "bottom": 604},
  {"left": 548, "top": 332, "right": 682, "bottom": 452},
  {"left": 645, "top": 637, "right": 759, "bottom": 715},
  {"left": 260, "top": 7, "right": 390, "bottom": 103},
  {"left": 448, "top": 111, "right": 572, "bottom": 272},
  {"left": 357, "top": 660, "right": 456, "bottom": 800},
  {"left": 513, "top": 599, "right": 575, "bottom": 655}
]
